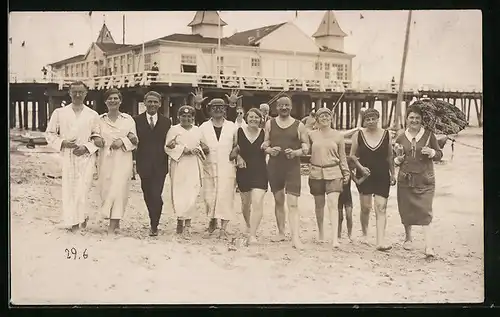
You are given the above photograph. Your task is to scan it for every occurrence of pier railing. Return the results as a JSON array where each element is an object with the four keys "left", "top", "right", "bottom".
[{"left": 9, "top": 71, "right": 482, "bottom": 94}]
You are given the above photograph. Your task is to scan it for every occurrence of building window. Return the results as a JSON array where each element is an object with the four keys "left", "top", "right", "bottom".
[
  {"left": 324, "top": 63, "right": 330, "bottom": 71},
  {"left": 251, "top": 58, "right": 260, "bottom": 67},
  {"left": 332, "top": 63, "right": 346, "bottom": 81},
  {"left": 65, "top": 66, "right": 69, "bottom": 77},
  {"left": 70, "top": 65, "right": 74, "bottom": 77},
  {"left": 144, "top": 53, "right": 152, "bottom": 71},
  {"left": 217, "top": 56, "right": 224, "bottom": 74},
  {"left": 315, "top": 62, "right": 323, "bottom": 71},
  {"left": 181, "top": 54, "right": 197, "bottom": 73},
  {"left": 344, "top": 65, "right": 348, "bottom": 80},
  {"left": 325, "top": 72, "right": 330, "bottom": 79}
]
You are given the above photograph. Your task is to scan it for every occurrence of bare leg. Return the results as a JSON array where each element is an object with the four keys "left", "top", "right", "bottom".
[
  {"left": 423, "top": 224, "right": 435, "bottom": 257},
  {"left": 219, "top": 219, "right": 230, "bottom": 239},
  {"left": 345, "top": 205, "right": 353, "bottom": 241},
  {"left": 337, "top": 205, "right": 344, "bottom": 240},
  {"left": 240, "top": 191, "right": 252, "bottom": 233},
  {"left": 359, "top": 194, "right": 372, "bottom": 244},
  {"left": 374, "top": 195, "right": 391, "bottom": 251},
  {"left": 248, "top": 189, "right": 266, "bottom": 244},
  {"left": 271, "top": 190, "right": 287, "bottom": 242},
  {"left": 326, "top": 192, "right": 340, "bottom": 248},
  {"left": 403, "top": 224, "right": 413, "bottom": 250},
  {"left": 314, "top": 195, "right": 326, "bottom": 242},
  {"left": 287, "top": 194, "right": 303, "bottom": 249}
]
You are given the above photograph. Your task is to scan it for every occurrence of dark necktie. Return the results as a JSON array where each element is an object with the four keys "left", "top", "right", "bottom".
[{"left": 149, "top": 116, "right": 155, "bottom": 130}]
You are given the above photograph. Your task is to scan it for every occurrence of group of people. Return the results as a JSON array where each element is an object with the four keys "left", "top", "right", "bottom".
[{"left": 45, "top": 81, "right": 443, "bottom": 256}]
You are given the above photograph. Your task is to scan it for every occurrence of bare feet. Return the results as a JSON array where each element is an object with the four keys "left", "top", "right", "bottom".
[
  {"left": 403, "top": 240, "right": 413, "bottom": 250},
  {"left": 68, "top": 225, "right": 79, "bottom": 233},
  {"left": 292, "top": 240, "right": 305, "bottom": 250},
  {"left": 376, "top": 244, "right": 392, "bottom": 252},
  {"left": 425, "top": 247, "right": 435, "bottom": 258},
  {"left": 331, "top": 241, "right": 340, "bottom": 249},
  {"left": 247, "top": 236, "right": 258, "bottom": 246},
  {"left": 360, "top": 235, "right": 370, "bottom": 245},
  {"left": 271, "top": 234, "right": 287, "bottom": 242}
]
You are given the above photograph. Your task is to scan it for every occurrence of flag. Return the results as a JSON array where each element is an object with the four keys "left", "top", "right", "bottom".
[
  {"left": 21, "top": 41, "right": 25, "bottom": 47},
  {"left": 360, "top": 13, "right": 364, "bottom": 19},
  {"left": 9, "top": 37, "right": 12, "bottom": 44},
  {"left": 69, "top": 42, "right": 74, "bottom": 47}
]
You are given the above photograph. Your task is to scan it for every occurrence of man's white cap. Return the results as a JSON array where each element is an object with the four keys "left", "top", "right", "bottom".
[{"left": 259, "top": 103, "right": 270, "bottom": 110}]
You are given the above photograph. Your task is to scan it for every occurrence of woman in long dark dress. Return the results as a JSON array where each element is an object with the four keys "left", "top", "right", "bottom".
[
  {"left": 349, "top": 108, "right": 396, "bottom": 251},
  {"left": 394, "top": 105, "right": 443, "bottom": 257},
  {"left": 231, "top": 108, "right": 268, "bottom": 244}
]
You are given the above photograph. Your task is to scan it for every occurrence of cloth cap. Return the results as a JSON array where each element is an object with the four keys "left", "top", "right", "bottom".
[
  {"left": 178, "top": 105, "right": 195, "bottom": 116},
  {"left": 315, "top": 107, "right": 332, "bottom": 118},
  {"left": 208, "top": 98, "right": 227, "bottom": 107}
]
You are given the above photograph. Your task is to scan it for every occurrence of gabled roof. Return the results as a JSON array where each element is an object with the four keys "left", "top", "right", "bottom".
[
  {"left": 320, "top": 47, "right": 347, "bottom": 54},
  {"left": 313, "top": 11, "right": 347, "bottom": 38},
  {"left": 96, "top": 43, "right": 132, "bottom": 52},
  {"left": 160, "top": 33, "right": 233, "bottom": 45},
  {"left": 188, "top": 11, "right": 227, "bottom": 27},
  {"left": 227, "top": 23, "right": 286, "bottom": 46},
  {"left": 96, "top": 23, "right": 116, "bottom": 43},
  {"left": 49, "top": 54, "right": 85, "bottom": 67}
]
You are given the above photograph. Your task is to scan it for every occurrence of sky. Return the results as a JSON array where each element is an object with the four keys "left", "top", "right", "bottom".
[{"left": 8, "top": 10, "right": 482, "bottom": 91}]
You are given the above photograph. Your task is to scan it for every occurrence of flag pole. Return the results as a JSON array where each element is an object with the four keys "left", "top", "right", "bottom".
[
  {"left": 122, "top": 14, "right": 125, "bottom": 44},
  {"left": 217, "top": 11, "right": 221, "bottom": 78},
  {"left": 391, "top": 10, "right": 413, "bottom": 130}
]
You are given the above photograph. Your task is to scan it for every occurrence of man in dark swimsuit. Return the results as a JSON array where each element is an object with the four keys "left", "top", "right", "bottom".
[{"left": 262, "top": 96, "right": 309, "bottom": 249}]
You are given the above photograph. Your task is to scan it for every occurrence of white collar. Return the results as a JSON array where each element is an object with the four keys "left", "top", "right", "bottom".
[
  {"left": 405, "top": 127, "right": 425, "bottom": 143},
  {"left": 147, "top": 112, "right": 158, "bottom": 120}
]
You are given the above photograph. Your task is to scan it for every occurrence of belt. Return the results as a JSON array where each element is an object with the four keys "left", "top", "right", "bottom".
[{"left": 311, "top": 163, "right": 339, "bottom": 168}]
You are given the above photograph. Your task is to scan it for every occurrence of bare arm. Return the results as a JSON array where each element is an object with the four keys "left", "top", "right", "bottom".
[
  {"left": 229, "top": 128, "right": 239, "bottom": 160},
  {"left": 338, "top": 135, "right": 350, "bottom": 180},
  {"left": 349, "top": 131, "right": 364, "bottom": 170},
  {"left": 261, "top": 119, "right": 272, "bottom": 151},
  {"left": 297, "top": 121, "right": 310, "bottom": 156},
  {"left": 387, "top": 131, "right": 395, "bottom": 177}
]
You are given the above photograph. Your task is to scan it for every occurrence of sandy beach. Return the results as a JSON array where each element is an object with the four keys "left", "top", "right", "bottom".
[{"left": 9, "top": 127, "right": 483, "bottom": 305}]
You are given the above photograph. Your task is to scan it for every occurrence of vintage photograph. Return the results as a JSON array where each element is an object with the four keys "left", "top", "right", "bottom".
[{"left": 9, "top": 10, "right": 482, "bottom": 304}]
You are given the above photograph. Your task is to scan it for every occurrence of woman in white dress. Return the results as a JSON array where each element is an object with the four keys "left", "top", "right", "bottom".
[
  {"left": 165, "top": 105, "right": 206, "bottom": 238},
  {"left": 95, "top": 88, "right": 138, "bottom": 234}
]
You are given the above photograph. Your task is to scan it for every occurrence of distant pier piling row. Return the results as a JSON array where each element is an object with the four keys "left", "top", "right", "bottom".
[{"left": 9, "top": 82, "right": 483, "bottom": 132}]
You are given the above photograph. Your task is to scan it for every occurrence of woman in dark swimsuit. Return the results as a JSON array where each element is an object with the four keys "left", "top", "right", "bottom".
[
  {"left": 231, "top": 108, "right": 268, "bottom": 244},
  {"left": 349, "top": 108, "right": 396, "bottom": 251}
]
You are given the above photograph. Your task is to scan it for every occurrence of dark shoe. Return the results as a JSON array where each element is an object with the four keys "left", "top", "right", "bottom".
[
  {"left": 149, "top": 228, "right": 158, "bottom": 236},
  {"left": 208, "top": 218, "right": 218, "bottom": 233},
  {"left": 176, "top": 220, "right": 184, "bottom": 235}
]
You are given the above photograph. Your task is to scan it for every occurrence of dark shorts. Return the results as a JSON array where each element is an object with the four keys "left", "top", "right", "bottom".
[
  {"left": 338, "top": 178, "right": 353, "bottom": 210},
  {"left": 267, "top": 157, "right": 301, "bottom": 196},
  {"left": 308, "top": 178, "right": 343, "bottom": 196}
]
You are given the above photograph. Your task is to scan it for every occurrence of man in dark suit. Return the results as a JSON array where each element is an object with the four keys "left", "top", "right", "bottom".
[{"left": 134, "top": 90, "right": 171, "bottom": 236}]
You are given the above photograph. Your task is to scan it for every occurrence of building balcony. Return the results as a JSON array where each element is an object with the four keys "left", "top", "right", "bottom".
[{"left": 9, "top": 71, "right": 482, "bottom": 94}]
